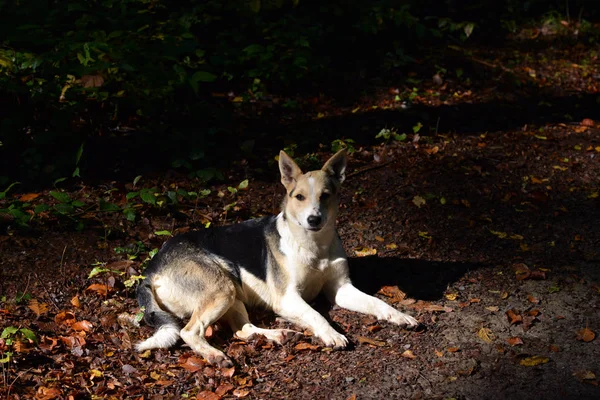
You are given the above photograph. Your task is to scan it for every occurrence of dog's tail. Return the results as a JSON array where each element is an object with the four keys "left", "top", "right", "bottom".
[{"left": 135, "top": 279, "right": 180, "bottom": 352}]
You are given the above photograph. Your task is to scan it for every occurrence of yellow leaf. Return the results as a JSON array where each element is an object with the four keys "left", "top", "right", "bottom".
[
  {"left": 401, "top": 350, "right": 416, "bottom": 359},
  {"left": 445, "top": 293, "right": 458, "bottom": 301},
  {"left": 553, "top": 165, "right": 568, "bottom": 171},
  {"left": 316, "top": 112, "right": 325, "bottom": 119},
  {"left": 150, "top": 371, "right": 161, "bottom": 380},
  {"left": 588, "top": 192, "right": 598, "bottom": 199},
  {"left": 530, "top": 177, "right": 543, "bottom": 184},
  {"left": 477, "top": 327, "right": 495, "bottom": 344},
  {"left": 354, "top": 247, "right": 377, "bottom": 257},
  {"left": 520, "top": 355, "right": 549, "bottom": 367},
  {"left": 375, "top": 236, "right": 385, "bottom": 242},
  {"left": 351, "top": 107, "right": 361, "bottom": 114},
  {"left": 385, "top": 243, "right": 397, "bottom": 250},
  {"left": 490, "top": 230, "right": 508, "bottom": 239},
  {"left": 412, "top": 195, "right": 426, "bottom": 208},
  {"left": 28, "top": 299, "right": 49, "bottom": 317}
]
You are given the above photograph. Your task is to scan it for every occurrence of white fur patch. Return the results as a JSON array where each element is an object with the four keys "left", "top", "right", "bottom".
[{"left": 136, "top": 324, "right": 180, "bottom": 351}]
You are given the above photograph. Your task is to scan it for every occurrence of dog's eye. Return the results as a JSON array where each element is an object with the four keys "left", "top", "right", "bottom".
[
  {"left": 321, "top": 193, "right": 330, "bottom": 201},
  {"left": 295, "top": 194, "right": 305, "bottom": 201}
]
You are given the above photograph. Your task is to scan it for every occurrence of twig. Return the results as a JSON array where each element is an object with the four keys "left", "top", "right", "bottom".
[
  {"left": 34, "top": 272, "right": 60, "bottom": 311},
  {"left": 60, "top": 244, "right": 67, "bottom": 286},
  {"left": 6, "top": 367, "right": 33, "bottom": 399},
  {"left": 347, "top": 161, "right": 393, "bottom": 178}
]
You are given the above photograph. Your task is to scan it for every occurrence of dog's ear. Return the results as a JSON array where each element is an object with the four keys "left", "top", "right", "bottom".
[
  {"left": 322, "top": 149, "right": 347, "bottom": 183},
  {"left": 279, "top": 151, "right": 303, "bottom": 189}
]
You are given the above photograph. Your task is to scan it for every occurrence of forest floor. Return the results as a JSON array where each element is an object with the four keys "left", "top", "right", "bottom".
[{"left": 2, "top": 25, "right": 600, "bottom": 400}]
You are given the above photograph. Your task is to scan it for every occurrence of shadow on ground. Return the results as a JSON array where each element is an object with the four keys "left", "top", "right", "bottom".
[{"left": 348, "top": 256, "right": 480, "bottom": 301}]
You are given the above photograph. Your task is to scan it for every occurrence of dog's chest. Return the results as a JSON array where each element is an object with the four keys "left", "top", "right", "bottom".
[{"left": 288, "top": 254, "right": 330, "bottom": 301}]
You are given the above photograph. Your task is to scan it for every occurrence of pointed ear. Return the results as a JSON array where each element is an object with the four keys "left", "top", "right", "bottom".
[
  {"left": 322, "top": 149, "right": 347, "bottom": 183},
  {"left": 279, "top": 151, "right": 302, "bottom": 189}
]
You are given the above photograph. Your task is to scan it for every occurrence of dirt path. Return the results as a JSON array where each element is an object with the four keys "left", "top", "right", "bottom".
[{"left": 2, "top": 36, "right": 600, "bottom": 399}]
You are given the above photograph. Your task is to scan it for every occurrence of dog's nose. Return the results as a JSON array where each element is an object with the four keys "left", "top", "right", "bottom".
[{"left": 307, "top": 215, "right": 322, "bottom": 227}]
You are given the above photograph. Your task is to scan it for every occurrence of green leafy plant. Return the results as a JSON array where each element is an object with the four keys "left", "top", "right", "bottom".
[
  {"left": 375, "top": 128, "right": 407, "bottom": 143},
  {"left": 331, "top": 138, "right": 356, "bottom": 154}
]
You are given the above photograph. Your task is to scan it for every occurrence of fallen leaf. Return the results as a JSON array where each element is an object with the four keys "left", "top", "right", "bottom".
[
  {"left": 35, "top": 386, "right": 63, "bottom": 400},
  {"left": 527, "top": 295, "right": 539, "bottom": 304},
  {"left": 470, "top": 298, "right": 481, "bottom": 303},
  {"left": 72, "top": 320, "right": 93, "bottom": 332},
  {"left": 581, "top": 118, "right": 595, "bottom": 127},
  {"left": 215, "top": 383, "right": 235, "bottom": 397},
  {"left": 233, "top": 388, "right": 250, "bottom": 398},
  {"left": 447, "top": 347, "right": 460, "bottom": 353},
  {"left": 485, "top": 306, "right": 500, "bottom": 313},
  {"left": 576, "top": 328, "right": 596, "bottom": 342},
  {"left": 358, "top": 336, "right": 386, "bottom": 347},
  {"left": 85, "top": 283, "right": 109, "bottom": 296},
  {"left": 478, "top": 327, "right": 495, "bottom": 344},
  {"left": 55, "top": 311, "right": 76, "bottom": 326},
  {"left": 375, "top": 235, "right": 385, "bottom": 242},
  {"left": 196, "top": 391, "right": 220, "bottom": 400},
  {"left": 294, "top": 342, "right": 320, "bottom": 351},
  {"left": 501, "top": 292, "right": 509, "bottom": 300},
  {"left": 506, "top": 309, "right": 523, "bottom": 325},
  {"left": 20, "top": 193, "right": 41, "bottom": 202},
  {"left": 367, "top": 325, "right": 382, "bottom": 333},
  {"left": 520, "top": 355, "right": 549, "bottom": 367},
  {"left": 28, "top": 299, "right": 49, "bottom": 317},
  {"left": 412, "top": 195, "right": 426, "bottom": 208},
  {"left": 401, "top": 350, "right": 416, "bottom": 359},
  {"left": 385, "top": 243, "right": 398, "bottom": 250},
  {"left": 513, "top": 263, "right": 531, "bottom": 280},
  {"left": 549, "top": 344, "right": 560, "bottom": 352},
  {"left": 71, "top": 296, "right": 81, "bottom": 308},
  {"left": 507, "top": 337, "right": 524, "bottom": 346},
  {"left": 445, "top": 293, "right": 458, "bottom": 301},
  {"left": 424, "top": 146, "right": 439, "bottom": 154},
  {"left": 529, "top": 270, "right": 547, "bottom": 280},
  {"left": 179, "top": 356, "right": 206, "bottom": 372},
  {"left": 354, "top": 247, "right": 377, "bottom": 257},
  {"left": 573, "top": 370, "right": 596, "bottom": 381},
  {"left": 221, "top": 366, "right": 235, "bottom": 378},
  {"left": 528, "top": 309, "right": 540, "bottom": 317},
  {"left": 530, "top": 177, "right": 543, "bottom": 184},
  {"left": 435, "top": 350, "right": 444, "bottom": 357}
]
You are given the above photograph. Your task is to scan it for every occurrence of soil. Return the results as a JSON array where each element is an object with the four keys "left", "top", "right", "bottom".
[{"left": 1, "top": 33, "right": 600, "bottom": 399}]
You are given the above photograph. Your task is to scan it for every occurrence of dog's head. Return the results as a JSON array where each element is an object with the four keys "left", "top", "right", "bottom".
[{"left": 279, "top": 149, "right": 347, "bottom": 232}]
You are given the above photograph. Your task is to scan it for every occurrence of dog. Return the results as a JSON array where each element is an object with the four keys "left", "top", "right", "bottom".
[{"left": 136, "top": 149, "right": 418, "bottom": 366}]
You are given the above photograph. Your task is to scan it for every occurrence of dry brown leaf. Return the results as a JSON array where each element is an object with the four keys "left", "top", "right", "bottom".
[
  {"left": 13, "top": 340, "right": 33, "bottom": 353},
  {"left": 401, "top": 350, "right": 416, "bottom": 359},
  {"left": 529, "top": 270, "right": 547, "bottom": 280},
  {"left": 501, "top": 292, "right": 509, "bottom": 300},
  {"left": 549, "top": 344, "right": 561, "bottom": 352},
  {"left": 294, "top": 342, "right": 320, "bottom": 351},
  {"left": 20, "top": 193, "right": 41, "bottom": 202},
  {"left": 507, "top": 337, "right": 524, "bottom": 346},
  {"left": 576, "top": 328, "right": 596, "bottom": 342},
  {"left": 367, "top": 325, "right": 382, "bottom": 333},
  {"left": 179, "top": 356, "right": 206, "bottom": 372},
  {"left": 71, "top": 296, "right": 81, "bottom": 308},
  {"left": 72, "top": 320, "right": 93, "bottom": 332},
  {"left": 28, "top": 299, "right": 49, "bottom": 317},
  {"left": 233, "top": 388, "right": 251, "bottom": 398},
  {"left": 375, "top": 235, "right": 385, "bottom": 242},
  {"left": 527, "top": 295, "right": 539, "bottom": 304},
  {"left": 346, "top": 395, "right": 357, "bottom": 400},
  {"left": 528, "top": 309, "right": 540, "bottom": 317},
  {"left": 55, "top": 311, "right": 76, "bottom": 326},
  {"left": 196, "top": 391, "right": 220, "bottom": 400},
  {"left": 80, "top": 74, "right": 104, "bottom": 88},
  {"left": 478, "top": 327, "right": 495, "bottom": 344},
  {"left": 38, "top": 336, "right": 59, "bottom": 351},
  {"left": 513, "top": 263, "right": 531, "bottom": 280},
  {"left": 35, "top": 386, "right": 63, "bottom": 400},
  {"left": 581, "top": 118, "right": 595, "bottom": 127},
  {"left": 435, "top": 349, "right": 444, "bottom": 357},
  {"left": 506, "top": 309, "right": 523, "bottom": 325},
  {"left": 358, "top": 336, "right": 386, "bottom": 347},
  {"left": 470, "top": 298, "right": 481, "bottom": 303},
  {"left": 520, "top": 355, "right": 549, "bottom": 367},
  {"left": 221, "top": 366, "right": 235, "bottom": 378},
  {"left": 447, "top": 347, "right": 460, "bottom": 353},
  {"left": 485, "top": 306, "right": 500, "bottom": 313},
  {"left": 215, "top": 383, "right": 235, "bottom": 397},
  {"left": 85, "top": 283, "right": 109, "bottom": 296}
]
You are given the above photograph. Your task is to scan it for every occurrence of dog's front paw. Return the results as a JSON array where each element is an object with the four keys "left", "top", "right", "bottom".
[
  {"left": 387, "top": 312, "right": 419, "bottom": 329},
  {"left": 318, "top": 329, "right": 348, "bottom": 349}
]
